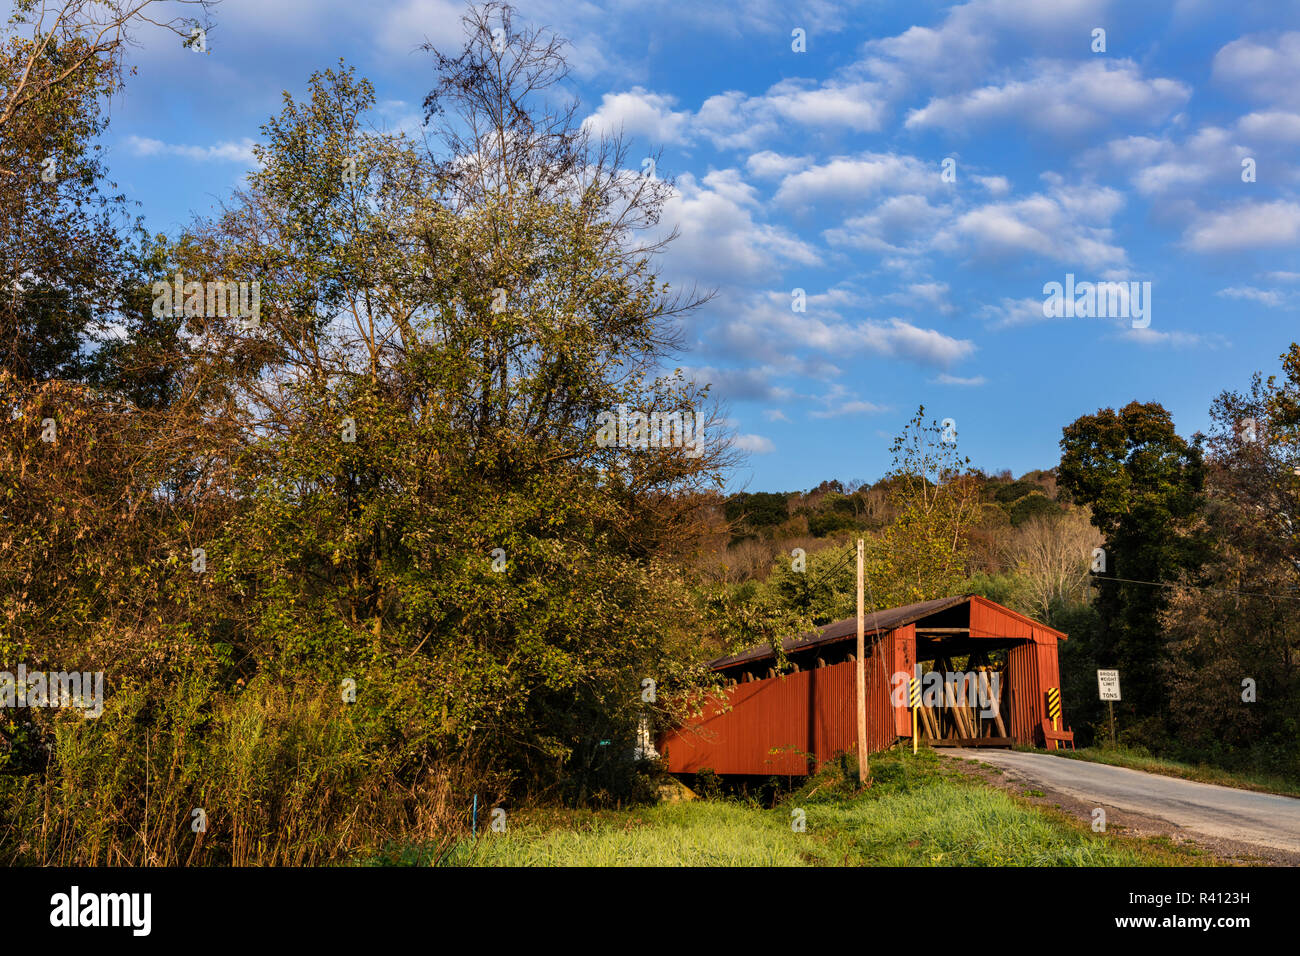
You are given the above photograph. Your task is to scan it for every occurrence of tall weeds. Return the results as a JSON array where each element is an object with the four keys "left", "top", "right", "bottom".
[{"left": 0, "top": 677, "right": 477, "bottom": 866}]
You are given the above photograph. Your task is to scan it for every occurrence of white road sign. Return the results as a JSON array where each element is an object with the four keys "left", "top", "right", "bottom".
[{"left": 1097, "top": 669, "right": 1121, "bottom": 701}]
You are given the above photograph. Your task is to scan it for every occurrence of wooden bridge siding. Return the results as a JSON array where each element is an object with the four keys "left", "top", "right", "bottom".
[{"left": 659, "top": 625, "right": 915, "bottom": 775}]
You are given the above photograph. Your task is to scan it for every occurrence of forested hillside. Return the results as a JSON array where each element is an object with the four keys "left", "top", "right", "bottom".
[{"left": 699, "top": 387, "right": 1300, "bottom": 784}]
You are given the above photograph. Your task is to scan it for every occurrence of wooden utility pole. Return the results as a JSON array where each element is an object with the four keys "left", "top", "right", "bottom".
[{"left": 856, "top": 538, "right": 869, "bottom": 783}]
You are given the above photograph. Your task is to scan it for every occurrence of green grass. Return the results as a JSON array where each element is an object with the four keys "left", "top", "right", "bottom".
[
  {"left": 785, "top": 751, "right": 1203, "bottom": 866},
  {"left": 436, "top": 801, "right": 810, "bottom": 866},
  {"left": 1048, "top": 746, "right": 1300, "bottom": 799},
  {"left": 370, "top": 749, "right": 1207, "bottom": 867}
]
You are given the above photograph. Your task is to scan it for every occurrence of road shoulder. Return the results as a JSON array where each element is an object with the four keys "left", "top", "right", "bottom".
[{"left": 945, "top": 751, "right": 1300, "bottom": 866}]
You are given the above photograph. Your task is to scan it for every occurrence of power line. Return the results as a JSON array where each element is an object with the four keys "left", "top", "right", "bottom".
[
  {"left": 796, "top": 543, "right": 856, "bottom": 618},
  {"left": 791, "top": 531, "right": 1300, "bottom": 608},
  {"left": 846, "top": 531, "right": 1300, "bottom": 605},
  {"left": 1089, "top": 573, "right": 1300, "bottom": 603},
  {"left": 796, "top": 543, "right": 855, "bottom": 595},
  {"left": 817, "top": 544, "right": 857, "bottom": 580}
]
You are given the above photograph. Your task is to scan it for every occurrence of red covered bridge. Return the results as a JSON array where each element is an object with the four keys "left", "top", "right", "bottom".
[{"left": 658, "top": 594, "right": 1069, "bottom": 776}]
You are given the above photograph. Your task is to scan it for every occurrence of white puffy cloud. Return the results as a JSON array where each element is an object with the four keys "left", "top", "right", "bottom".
[
  {"left": 671, "top": 0, "right": 1139, "bottom": 155},
  {"left": 745, "top": 151, "right": 814, "bottom": 180},
  {"left": 848, "top": 318, "right": 974, "bottom": 366},
  {"left": 885, "top": 282, "right": 955, "bottom": 314},
  {"left": 935, "top": 184, "right": 1128, "bottom": 269},
  {"left": 774, "top": 152, "right": 938, "bottom": 207},
  {"left": 1038, "top": 176, "right": 1125, "bottom": 222},
  {"left": 1213, "top": 32, "right": 1300, "bottom": 107},
  {"left": 864, "top": 21, "right": 989, "bottom": 92},
  {"left": 582, "top": 88, "right": 691, "bottom": 144},
  {"left": 822, "top": 173, "right": 1129, "bottom": 273},
  {"left": 705, "top": 288, "right": 974, "bottom": 370},
  {"left": 1134, "top": 133, "right": 1244, "bottom": 194},
  {"left": 974, "top": 175, "right": 1012, "bottom": 196},
  {"left": 1237, "top": 111, "right": 1300, "bottom": 142},
  {"left": 824, "top": 194, "right": 953, "bottom": 254},
  {"left": 693, "top": 92, "right": 760, "bottom": 150},
  {"left": 1085, "top": 126, "right": 1263, "bottom": 197},
  {"left": 659, "top": 170, "right": 820, "bottom": 286},
  {"left": 762, "top": 80, "right": 886, "bottom": 131},
  {"left": 860, "top": 0, "right": 1109, "bottom": 95},
  {"left": 1182, "top": 201, "right": 1300, "bottom": 252},
  {"left": 694, "top": 79, "right": 887, "bottom": 149},
  {"left": 904, "top": 59, "right": 1189, "bottom": 135}
]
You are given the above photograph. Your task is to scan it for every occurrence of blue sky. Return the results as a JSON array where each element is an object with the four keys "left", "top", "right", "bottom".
[{"left": 82, "top": 0, "right": 1300, "bottom": 492}]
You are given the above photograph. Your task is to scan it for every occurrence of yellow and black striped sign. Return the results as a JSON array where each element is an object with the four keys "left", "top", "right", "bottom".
[
  {"left": 909, "top": 677, "right": 920, "bottom": 708},
  {"left": 1046, "top": 687, "right": 1061, "bottom": 722}
]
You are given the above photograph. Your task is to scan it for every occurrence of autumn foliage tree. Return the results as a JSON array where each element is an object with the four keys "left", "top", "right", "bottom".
[
  {"left": 1058, "top": 401, "right": 1206, "bottom": 723},
  {"left": 1158, "top": 352, "right": 1300, "bottom": 772},
  {"left": 2, "top": 3, "right": 753, "bottom": 862}
]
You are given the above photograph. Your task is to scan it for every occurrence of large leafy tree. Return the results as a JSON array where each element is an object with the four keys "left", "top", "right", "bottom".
[
  {"left": 0, "top": 32, "right": 124, "bottom": 381},
  {"left": 172, "top": 6, "right": 739, "bottom": 798},
  {"left": 1158, "top": 349, "right": 1300, "bottom": 770},
  {"left": 3, "top": 3, "right": 762, "bottom": 863},
  {"left": 0, "top": 30, "right": 215, "bottom": 688},
  {"left": 0, "top": 1, "right": 214, "bottom": 156},
  {"left": 0, "top": 3, "right": 217, "bottom": 383},
  {"left": 1058, "top": 401, "right": 1205, "bottom": 720}
]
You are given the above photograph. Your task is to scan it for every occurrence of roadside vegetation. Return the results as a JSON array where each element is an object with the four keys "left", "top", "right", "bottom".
[{"left": 371, "top": 750, "right": 1206, "bottom": 867}]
